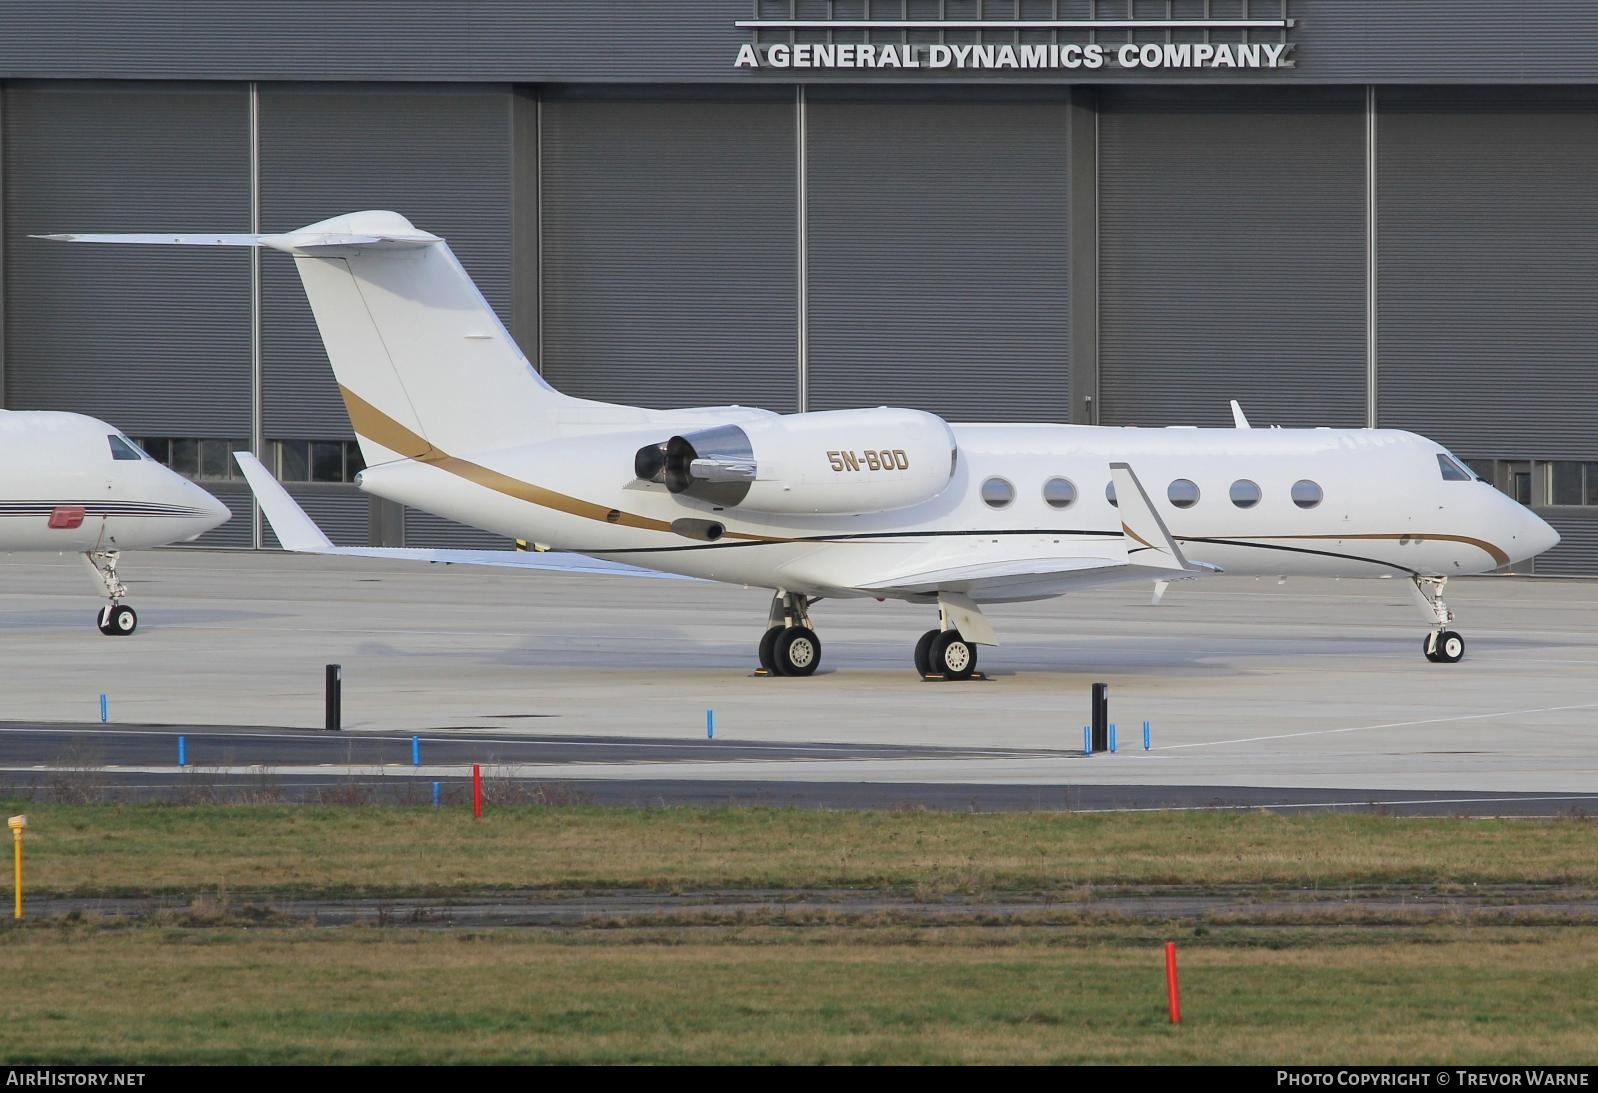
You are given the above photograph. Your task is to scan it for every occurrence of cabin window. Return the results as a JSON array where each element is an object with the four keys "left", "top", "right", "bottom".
[
  {"left": 107, "top": 435, "right": 143, "bottom": 461},
  {"left": 1042, "top": 477, "right": 1077, "bottom": 509},
  {"left": 1166, "top": 479, "right": 1200, "bottom": 509},
  {"left": 1436, "top": 453, "right": 1472, "bottom": 482},
  {"left": 1105, "top": 482, "right": 1118, "bottom": 508},
  {"left": 1229, "top": 479, "right": 1261, "bottom": 508},
  {"left": 1291, "top": 479, "right": 1324, "bottom": 509},
  {"left": 980, "top": 477, "right": 1015, "bottom": 509}
]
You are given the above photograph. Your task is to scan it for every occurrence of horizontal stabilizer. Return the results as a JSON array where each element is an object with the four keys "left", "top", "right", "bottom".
[
  {"left": 233, "top": 453, "right": 687, "bottom": 580},
  {"left": 36, "top": 227, "right": 438, "bottom": 256}
]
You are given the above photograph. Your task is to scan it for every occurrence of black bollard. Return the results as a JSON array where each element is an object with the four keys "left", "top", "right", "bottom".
[
  {"left": 325, "top": 663, "right": 342, "bottom": 732},
  {"left": 1091, "top": 681, "right": 1109, "bottom": 753}
]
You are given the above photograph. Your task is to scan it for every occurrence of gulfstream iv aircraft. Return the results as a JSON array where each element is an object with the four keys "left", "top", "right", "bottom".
[
  {"left": 47, "top": 212, "right": 1559, "bottom": 674},
  {"left": 0, "top": 411, "right": 230, "bottom": 633}
]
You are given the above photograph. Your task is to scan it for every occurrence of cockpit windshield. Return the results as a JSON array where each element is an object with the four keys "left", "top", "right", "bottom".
[
  {"left": 1436, "top": 452, "right": 1474, "bottom": 481},
  {"left": 108, "top": 435, "right": 145, "bottom": 461}
]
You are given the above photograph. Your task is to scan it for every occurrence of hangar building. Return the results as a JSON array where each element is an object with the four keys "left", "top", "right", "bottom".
[{"left": 1, "top": 2, "right": 1595, "bottom": 573}]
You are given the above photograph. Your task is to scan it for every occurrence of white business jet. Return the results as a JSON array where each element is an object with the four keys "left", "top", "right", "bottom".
[
  {"left": 45, "top": 212, "right": 1559, "bottom": 673},
  {"left": 0, "top": 411, "right": 230, "bottom": 633}
]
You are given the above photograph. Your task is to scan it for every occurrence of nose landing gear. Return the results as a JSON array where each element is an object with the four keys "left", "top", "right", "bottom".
[
  {"left": 1412, "top": 576, "right": 1463, "bottom": 663},
  {"left": 83, "top": 550, "right": 138, "bottom": 636}
]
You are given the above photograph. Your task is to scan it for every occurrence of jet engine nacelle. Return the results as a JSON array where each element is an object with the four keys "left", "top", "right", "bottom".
[{"left": 635, "top": 407, "right": 957, "bottom": 515}]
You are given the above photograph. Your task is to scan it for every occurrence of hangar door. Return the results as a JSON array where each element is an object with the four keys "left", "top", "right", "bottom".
[
  {"left": 540, "top": 88, "right": 798, "bottom": 412},
  {"left": 1098, "top": 88, "right": 1366, "bottom": 429},
  {"left": 1376, "top": 88, "right": 1598, "bottom": 576},
  {"left": 804, "top": 90, "right": 1072, "bottom": 422},
  {"left": 258, "top": 83, "right": 515, "bottom": 548},
  {"left": 4, "top": 82, "right": 254, "bottom": 546}
]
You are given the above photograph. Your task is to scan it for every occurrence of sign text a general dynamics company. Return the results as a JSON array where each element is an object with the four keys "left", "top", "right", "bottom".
[{"left": 735, "top": 41, "right": 1291, "bottom": 71}]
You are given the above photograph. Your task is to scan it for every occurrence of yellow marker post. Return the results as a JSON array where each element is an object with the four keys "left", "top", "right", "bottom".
[{"left": 9, "top": 814, "right": 26, "bottom": 920}]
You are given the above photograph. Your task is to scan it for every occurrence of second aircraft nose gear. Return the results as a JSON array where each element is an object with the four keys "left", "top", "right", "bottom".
[
  {"left": 1412, "top": 576, "right": 1464, "bottom": 664},
  {"left": 83, "top": 550, "right": 137, "bottom": 636}
]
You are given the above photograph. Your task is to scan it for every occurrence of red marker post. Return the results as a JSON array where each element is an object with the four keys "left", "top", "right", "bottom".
[
  {"left": 472, "top": 763, "right": 483, "bottom": 820},
  {"left": 1165, "top": 941, "right": 1181, "bottom": 1024}
]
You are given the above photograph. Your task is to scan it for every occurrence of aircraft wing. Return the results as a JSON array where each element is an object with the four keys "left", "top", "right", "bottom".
[{"left": 233, "top": 452, "right": 689, "bottom": 580}]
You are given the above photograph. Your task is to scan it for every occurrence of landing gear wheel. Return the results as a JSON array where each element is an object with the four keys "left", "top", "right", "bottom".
[
  {"left": 930, "top": 630, "right": 976, "bottom": 681},
  {"left": 758, "top": 626, "right": 783, "bottom": 674},
  {"left": 774, "top": 626, "right": 820, "bottom": 677},
  {"left": 101, "top": 604, "right": 137, "bottom": 636},
  {"left": 1425, "top": 630, "right": 1464, "bottom": 664},
  {"left": 913, "top": 629, "right": 938, "bottom": 678}
]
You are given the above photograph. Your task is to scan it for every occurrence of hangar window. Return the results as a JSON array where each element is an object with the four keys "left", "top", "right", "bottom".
[
  {"left": 134, "top": 437, "right": 249, "bottom": 482},
  {"left": 1042, "top": 477, "right": 1077, "bottom": 509},
  {"left": 1229, "top": 479, "right": 1261, "bottom": 508},
  {"left": 1105, "top": 481, "right": 1118, "bottom": 508},
  {"left": 273, "top": 440, "right": 367, "bottom": 484},
  {"left": 1291, "top": 479, "right": 1324, "bottom": 509},
  {"left": 980, "top": 476, "right": 1015, "bottom": 509},
  {"left": 1166, "top": 479, "right": 1200, "bottom": 509},
  {"left": 107, "top": 435, "right": 143, "bottom": 461}
]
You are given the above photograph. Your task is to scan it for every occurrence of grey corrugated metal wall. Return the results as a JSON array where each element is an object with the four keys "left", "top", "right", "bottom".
[
  {"left": 1376, "top": 89, "right": 1598, "bottom": 458},
  {"left": 258, "top": 83, "right": 513, "bottom": 549},
  {"left": 404, "top": 509, "right": 511, "bottom": 550},
  {"left": 3, "top": 83, "right": 251, "bottom": 433},
  {"left": 805, "top": 90, "right": 1071, "bottom": 420},
  {"left": 1098, "top": 87, "right": 1366, "bottom": 428},
  {"left": 1536, "top": 516, "right": 1598, "bottom": 577},
  {"left": 539, "top": 89, "right": 798, "bottom": 411},
  {"left": 1374, "top": 88, "right": 1598, "bottom": 578}
]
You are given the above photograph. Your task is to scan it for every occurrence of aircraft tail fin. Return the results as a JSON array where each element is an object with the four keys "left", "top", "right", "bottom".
[{"left": 42, "top": 211, "right": 568, "bottom": 469}]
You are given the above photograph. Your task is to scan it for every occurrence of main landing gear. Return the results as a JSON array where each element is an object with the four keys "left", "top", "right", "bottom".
[
  {"left": 756, "top": 591, "right": 822, "bottom": 676},
  {"left": 914, "top": 626, "right": 978, "bottom": 681},
  {"left": 83, "top": 550, "right": 138, "bottom": 637},
  {"left": 1412, "top": 576, "right": 1463, "bottom": 664}
]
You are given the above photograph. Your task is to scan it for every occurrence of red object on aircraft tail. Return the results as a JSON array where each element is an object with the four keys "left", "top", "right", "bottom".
[
  {"left": 47, "top": 506, "right": 85, "bottom": 530},
  {"left": 1165, "top": 942, "right": 1181, "bottom": 1024}
]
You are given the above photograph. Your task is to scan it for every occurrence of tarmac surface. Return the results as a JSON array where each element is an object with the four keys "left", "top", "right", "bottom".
[{"left": 1, "top": 549, "right": 1595, "bottom": 806}]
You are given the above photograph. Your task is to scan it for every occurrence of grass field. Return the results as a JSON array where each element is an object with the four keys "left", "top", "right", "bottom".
[
  {"left": 2, "top": 802, "right": 1595, "bottom": 1063},
  {"left": 6, "top": 802, "right": 1597, "bottom": 896},
  {"left": 2, "top": 926, "right": 1596, "bottom": 1064}
]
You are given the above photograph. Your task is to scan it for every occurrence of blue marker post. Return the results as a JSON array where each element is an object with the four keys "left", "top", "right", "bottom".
[
  {"left": 431, "top": 781, "right": 440, "bottom": 808},
  {"left": 177, "top": 735, "right": 186, "bottom": 768},
  {"left": 1143, "top": 720, "right": 1151, "bottom": 751},
  {"left": 99, "top": 694, "right": 107, "bottom": 723},
  {"left": 706, "top": 709, "right": 714, "bottom": 740},
  {"left": 1109, "top": 723, "right": 1117, "bottom": 753},
  {"left": 1083, "top": 725, "right": 1092, "bottom": 756},
  {"left": 411, "top": 735, "right": 420, "bottom": 767}
]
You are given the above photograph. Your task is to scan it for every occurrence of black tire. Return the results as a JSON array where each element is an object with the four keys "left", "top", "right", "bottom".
[
  {"left": 1434, "top": 630, "right": 1464, "bottom": 664},
  {"left": 1422, "top": 634, "right": 1441, "bottom": 663},
  {"left": 774, "top": 626, "right": 821, "bottom": 677},
  {"left": 758, "top": 626, "right": 783, "bottom": 674},
  {"left": 108, "top": 604, "right": 137, "bottom": 636},
  {"left": 930, "top": 630, "right": 976, "bottom": 681},
  {"left": 913, "top": 629, "right": 938, "bottom": 678},
  {"left": 96, "top": 606, "right": 116, "bottom": 636}
]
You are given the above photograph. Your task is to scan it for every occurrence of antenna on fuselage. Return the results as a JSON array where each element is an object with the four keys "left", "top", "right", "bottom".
[{"left": 1229, "top": 400, "right": 1252, "bottom": 429}]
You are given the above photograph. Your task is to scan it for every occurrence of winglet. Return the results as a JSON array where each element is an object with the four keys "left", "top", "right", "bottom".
[
  {"left": 233, "top": 452, "right": 335, "bottom": 552},
  {"left": 1230, "top": 399, "right": 1252, "bottom": 429},
  {"left": 1110, "top": 462, "right": 1195, "bottom": 573}
]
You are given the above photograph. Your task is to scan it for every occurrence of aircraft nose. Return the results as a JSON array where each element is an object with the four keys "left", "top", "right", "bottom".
[
  {"left": 1523, "top": 509, "right": 1560, "bottom": 558},
  {"left": 184, "top": 478, "right": 232, "bottom": 533}
]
